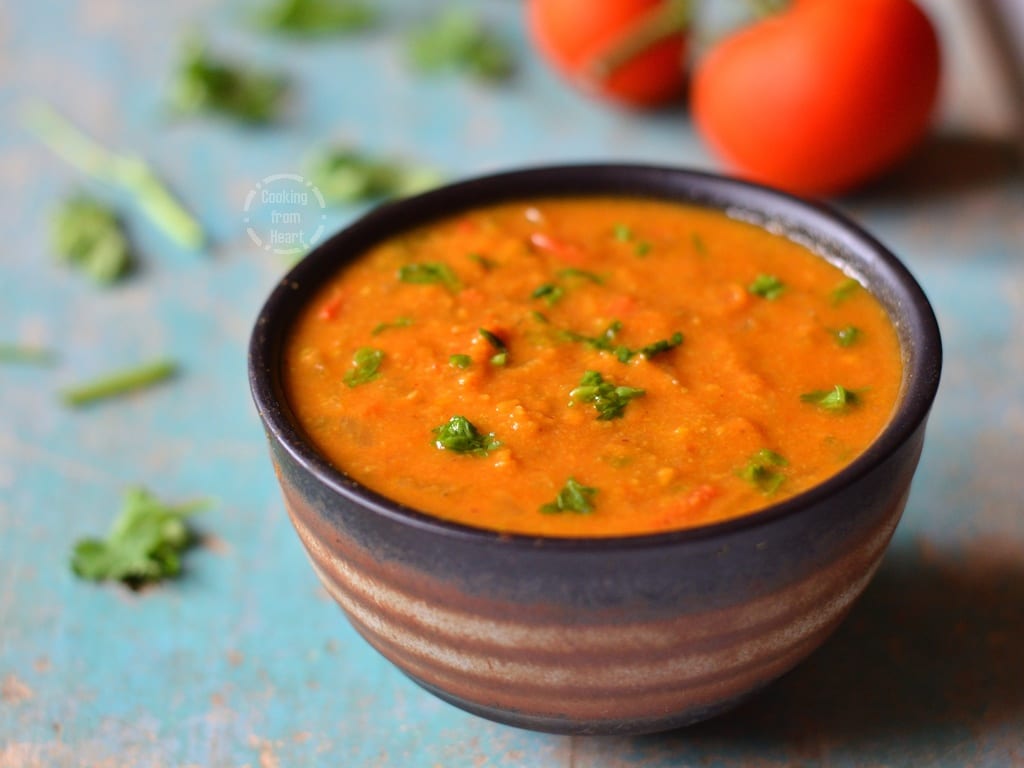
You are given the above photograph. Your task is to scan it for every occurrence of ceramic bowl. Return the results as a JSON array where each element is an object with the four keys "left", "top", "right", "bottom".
[{"left": 248, "top": 165, "right": 942, "bottom": 735}]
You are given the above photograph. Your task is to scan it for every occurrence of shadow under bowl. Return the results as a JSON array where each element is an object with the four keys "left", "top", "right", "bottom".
[{"left": 248, "top": 165, "right": 942, "bottom": 735}]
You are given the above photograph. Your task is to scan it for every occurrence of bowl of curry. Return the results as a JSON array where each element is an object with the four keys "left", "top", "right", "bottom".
[{"left": 249, "top": 164, "right": 942, "bottom": 735}]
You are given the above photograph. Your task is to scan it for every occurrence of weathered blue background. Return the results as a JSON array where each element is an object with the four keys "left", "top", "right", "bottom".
[{"left": 2, "top": 1, "right": 1023, "bottom": 765}]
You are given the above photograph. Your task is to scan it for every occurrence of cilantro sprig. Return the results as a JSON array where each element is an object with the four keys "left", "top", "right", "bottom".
[
  {"left": 432, "top": 415, "right": 501, "bottom": 456},
  {"left": 407, "top": 9, "right": 513, "bottom": 82},
  {"left": 61, "top": 359, "right": 178, "bottom": 407},
  {"left": 398, "top": 262, "right": 460, "bottom": 291},
  {"left": 739, "top": 449, "right": 788, "bottom": 494},
  {"left": 51, "top": 195, "right": 131, "bottom": 284},
  {"left": 570, "top": 370, "right": 645, "bottom": 420},
  {"left": 71, "top": 487, "right": 206, "bottom": 587},
  {"left": 478, "top": 328, "right": 508, "bottom": 366},
  {"left": 561, "top": 321, "right": 682, "bottom": 363},
  {"left": 344, "top": 347, "right": 383, "bottom": 387},
  {"left": 306, "top": 146, "right": 442, "bottom": 204},
  {"left": 253, "top": 0, "right": 376, "bottom": 35},
  {"left": 540, "top": 477, "right": 597, "bottom": 515},
  {"left": 801, "top": 385, "right": 859, "bottom": 411},
  {"left": 169, "top": 37, "right": 287, "bottom": 125},
  {"left": 748, "top": 274, "right": 785, "bottom": 300}
]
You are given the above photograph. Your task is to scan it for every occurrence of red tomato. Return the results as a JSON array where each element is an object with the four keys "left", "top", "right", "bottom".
[
  {"left": 692, "top": 0, "right": 941, "bottom": 196},
  {"left": 526, "top": 0, "right": 689, "bottom": 108}
]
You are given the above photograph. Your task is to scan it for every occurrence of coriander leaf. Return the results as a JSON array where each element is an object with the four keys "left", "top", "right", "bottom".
[
  {"left": 449, "top": 353, "right": 471, "bottom": 369},
  {"left": 691, "top": 233, "right": 708, "bottom": 255},
  {"left": 830, "top": 278, "right": 860, "bottom": 305},
  {"left": 613, "top": 224, "right": 633, "bottom": 242},
  {"left": 569, "top": 370, "right": 645, "bottom": 420},
  {"left": 540, "top": 477, "right": 597, "bottom": 515},
  {"left": 253, "top": 0, "right": 376, "bottom": 35},
  {"left": 557, "top": 267, "right": 604, "bottom": 284},
  {"left": 306, "top": 146, "right": 442, "bottom": 204},
  {"left": 800, "top": 384, "right": 859, "bottom": 411},
  {"left": 432, "top": 415, "right": 501, "bottom": 456},
  {"left": 478, "top": 328, "right": 508, "bottom": 366},
  {"left": 634, "top": 241, "right": 651, "bottom": 257},
  {"left": 70, "top": 487, "right": 206, "bottom": 587},
  {"left": 398, "top": 262, "right": 460, "bottom": 291},
  {"left": 831, "top": 325, "right": 861, "bottom": 347},
  {"left": 530, "top": 283, "right": 564, "bottom": 307},
  {"left": 169, "top": 37, "right": 287, "bottom": 125},
  {"left": 344, "top": 347, "right": 383, "bottom": 387},
  {"left": 638, "top": 332, "right": 683, "bottom": 359},
  {"left": 530, "top": 310, "right": 549, "bottom": 324},
  {"left": 22, "top": 104, "right": 204, "bottom": 250},
  {"left": 371, "top": 316, "right": 413, "bottom": 336},
  {"left": 0, "top": 345, "right": 56, "bottom": 365},
  {"left": 739, "top": 449, "right": 788, "bottom": 494},
  {"left": 407, "top": 9, "right": 513, "bottom": 82},
  {"left": 561, "top": 320, "right": 632, "bottom": 362},
  {"left": 61, "top": 359, "right": 178, "bottom": 407},
  {"left": 51, "top": 195, "right": 131, "bottom": 284},
  {"left": 468, "top": 252, "right": 497, "bottom": 270},
  {"left": 748, "top": 274, "right": 785, "bottom": 300}
]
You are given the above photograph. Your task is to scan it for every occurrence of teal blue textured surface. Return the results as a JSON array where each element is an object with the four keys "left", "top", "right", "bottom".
[{"left": 2, "top": 1, "right": 1023, "bottom": 765}]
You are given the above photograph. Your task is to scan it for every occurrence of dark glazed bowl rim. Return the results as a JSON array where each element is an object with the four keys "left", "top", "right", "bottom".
[{"left": 249, "top": 164, "right": 942, "bottom": 551}]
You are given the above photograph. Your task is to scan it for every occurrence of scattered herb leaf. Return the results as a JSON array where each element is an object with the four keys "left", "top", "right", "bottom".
[
  {"left": 557, "top": 267, "right": 604, "bottom": 284},
  {"left": 801, "top": 385, "right": 859, "bottom": 411},
  {"left": 407, "top": 9, "right": 513, "bottom": 82},
  {"left": 468, "top": 252, "right": 496, "bottom": 270},
  {"left": 530, "top": 283, "right": 564, "bottom": 307},
  {"left": 432, "top": 415, "right": 501, "bottom": 456},
  {"left": 569, "top": 370, "right": 645, "bottom": 420},
  {"left": 692, "top": 233, "right": 708, "bottom": 255},
  {"left": 831, "top": 325, "right": 861, "bottom": 347},
  {"left": 398, "top": 262, "right": 460, "bottom": 291},
  {"left": 613, "top": 224, "right": 633, "bottom": 242},
  {"left": 306, "top": 146, "right": 442, "bottom": 204},
  {"left": 70, "top": 487, "right": 206, "bottom": 587},
  {"left": 253, "top": 0, "right": 376, "bottom": 35},
  {"left": 561, "top": 320, "right": 632, "bottom": 362},
  {"left": 530, "top": 310, "right": 549, "bottom": 324},
  {"left": 634, "top": 241, "right": 651, "bottom": 257},
  {"left": 0, "top": 345, "right": 56, "bottom": 365},
  {"left": 739, "top": 449, "right": 788, "bottom": 494},
  {"left": 748, "top": 274, "right": 785, "bottom": 300},
  {"left": 449, "top": 354, "right": 472, "bottom": 369},
  {"left": 478, "top": 328, "right": 508, "bottom": 366},
  {"left": 830, "top": 278, "right": 860, "bottom": 305},
  {"left": 371, "top": 316, "right": 413, "bottom": 335},
  {"left": 61, "top": 359, "right": 178, "bottom": 407},
  {"left": 343, "top": 347, "right": 383, "bottom": 387},
  {"left": 638, "top": 332, "right": 683, "bottom": 359},
  {"left": 169, "top": 37, "right": 287, "bottom": 125},
  {"left": 22, "top": 104, "right": 204, "bottom": 250},
  {"left": 51, "top": 196, "right": 131, "bottom": 284},
  {"left": 540, "top": 477, "right": 597, "bottom": 514}
]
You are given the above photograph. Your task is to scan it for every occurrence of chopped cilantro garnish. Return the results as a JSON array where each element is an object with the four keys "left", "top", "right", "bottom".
[
  {"left": 830, "top": 278, "right": 861, "bottom": 305},
  {"left": 407, "top": 9, "right": 513, "bottom": 82},
  {"left": 478, "top": 328, "right": 508, "bottom": 365},
  {"left": 468, "top": 252, "right": 496, "bottom": 269},
  {"left": 530, "top": 283, "right": 564, "bottom": 307},
  {"left": 449, "top": 354, "right": 472, "bottom": 369},
  {"left": 692, "top": 233, "right": 708, "bottom": 255},
  {"left": 169, "top": 37, "right": 287, "bottom": 125},
  {"left": 70, "top": 487, "right": 206, "bottom": 587},
  {"left": 398, "top": 262, "right": 460, "bottom": 291},
  {"left": 0, "top": 345, "right": 56, "bottom": 365},
  {"left": 540, "top": 477, "right": 597, "bottom": 514},
  {"left": 748, "top": 274, "right": 785, "bottom": 300},
  {"left": 561, "top": 320, "right": 632, "bottom": 362},
  {"left": 613, "top": 224, "right": 633, "bottom": 242},
  {"left": 638, "top": 332, "right": 683, "bottom": 359},
  {"left": 831, "top": 326, "right": 861, "bottom": 347},
  {"left": 569, "top": 370, "right": 645, "bottom": 420},
  {"left": 52, "top": 196, "right": 131, "bottom": 284},
  {"left": 557, "top": 267, "right": 604, "bottom": 284},
  {"left": 306, "top": 146, "right": 442, "bottom": 204},
  {"left": 634, "top": 241, "right": 651, "bottom": 257},
  {"left": 61, "top": 359, "right": 178, "bottom": 407},
  {"left": 432, "top": 415, "right": 501, "bottom": 456},
  {"left": 371, "top": 316, "right": 413, "bottom": 336},
  {"left": 801, "top": 385, "right": 859, "bottom": 411},
  {"left": 22, "top": 104, "right": 204, "bottom": 250},
  {"left": 253, "top": 0, "right": 376, "bottom": 35},
  {"left": 739, "top": 449, "right": 788, "bottom": 494},
  {"left": 343, "top": 347, "right": 383, "bottom": 387},
  {"left": 530, "top": 310, "right": 549, "bottom": 324}
]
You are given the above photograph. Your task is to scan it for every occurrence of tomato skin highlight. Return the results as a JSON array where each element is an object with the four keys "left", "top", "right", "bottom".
[
  {"left": 692, "top": 0, "right": 941, "bottom": 197},
  {"left": 526, "top": 0, "right": 688, "bottom": 108}
]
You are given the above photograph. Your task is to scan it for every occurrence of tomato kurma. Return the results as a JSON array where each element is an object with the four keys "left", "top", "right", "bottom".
[{"left": 283, "top": 197, "right": 903, "bottom": 537}]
